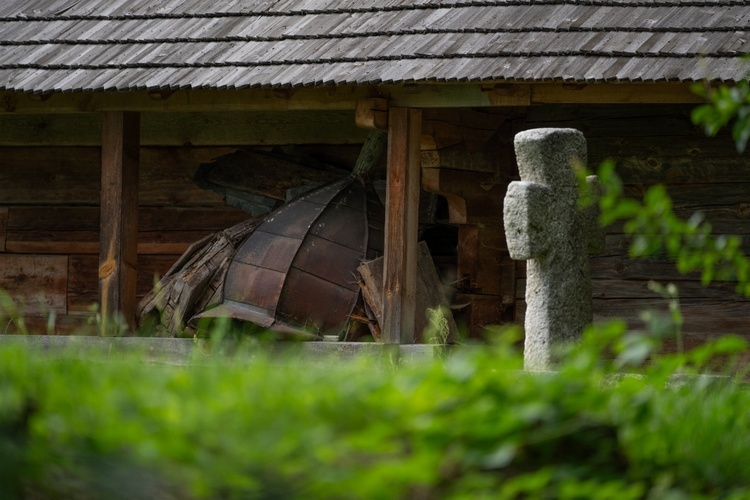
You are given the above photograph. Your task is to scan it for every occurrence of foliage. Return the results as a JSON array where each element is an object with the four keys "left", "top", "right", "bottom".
[
  {"left": 1, "top": 322, "right": 749, "bottom": 499},
  {"left": 586, "top": 160, "right": 750, "bottom": 297},
  {"left": 692, "top": 80, "right": 750, "bottom": 153}
]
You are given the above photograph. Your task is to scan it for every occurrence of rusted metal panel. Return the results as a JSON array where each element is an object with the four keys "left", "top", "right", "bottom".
[
  {"left": 291, "top": 235, "right": 363, "bottom": 292},
  {"left": 276, "top": 269, "right": 358, "bottom": 334},
  {"left": 223, "top": 262, "right": 285, "bottom": 311},
  {"left": 309, "top": 186, "right": 367, "bottom": 251},
  {"left": 232, "top": 231, "right": 301, "bottom": 272},
  {"left": 209, "top": 176, "right": 385, "bottom": 336}
]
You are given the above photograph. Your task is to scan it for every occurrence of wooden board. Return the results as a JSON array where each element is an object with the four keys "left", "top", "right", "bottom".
[
  {"left": 68, "top": 254, "right": 180, "bottom": 313},
  {"left": 421, "top": 168, "right": 507, "bottom": 224},
  {"left": 0, "top": 207, "right": 6, "bottom": 252},
  {"left": 453, "top": 293, "right": 509, "bottom": 339},
  {"left": 1, "top": 313, "right": 97, "bottom": 336},
  {"left": 524, "top": 104, "right": 698, "bottom": 137},
  {"left": 382, "top": 107, "right": 422, "bottom": 344},
  {"left": 0, "top": 146, "right": 238, "bottom": 206},
  {"left": 4, "top": 206, "right": 249, "bottom": 255},
  {"left": 359, "top": 241, "right": 459, "bottom": 343},
  {"left": 456, "top": 225, "right": 507, "bottom": 296},
  {"left": 0, "top": 254, "right": 67, "bottom": 315},
  {"left": 593, "top": 298, "right": 750, "bottom": 338},
  {"left": 99, "top": 111, "right": 140, "bottom": 332},
  {"left": 0, "top": 83, "right": 699, "bottom": 116},
  {"left": 515, "top": 298, "right": 750, "bottom": 338},
  {"left": 0, "top": 111, "right": 369, "bottom": 146},
  {"left": 517, "top": 278, "right": 746, "bottom": 301}
]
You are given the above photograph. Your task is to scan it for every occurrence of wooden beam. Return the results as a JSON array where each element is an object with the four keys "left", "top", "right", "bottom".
[
  {"left": 99, "top": 111, "right": 140, "bottom": 334},
  {"left": 0, "top": 83, "right": 703, "bottom": 115},
  {"left": 0, "top": 111, "right": 369, "bottom": 146},
  {"left": 530, "top": 83, "right": 703, "bottom": 104},
  {"left": 355, "top": 98, "right": 389, "bottom": 130},
  {"left": 382, "top": 107, "right": 422, "bottom": 344},
  {"left": 0, "top": 207, "right": 6, "bottom": 252}
]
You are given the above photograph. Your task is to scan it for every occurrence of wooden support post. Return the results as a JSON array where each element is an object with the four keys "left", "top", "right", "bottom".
[
  {"left": 383, "top": 107, "right": 422, "bottom": 344},
  {"left": 99, "top": 111, "right": 140, "bottom": 334}
]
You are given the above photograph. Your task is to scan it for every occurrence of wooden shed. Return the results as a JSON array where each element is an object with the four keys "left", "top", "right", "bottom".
[{"left": 0, "top": 0, "right": 748, "bottom": 345}]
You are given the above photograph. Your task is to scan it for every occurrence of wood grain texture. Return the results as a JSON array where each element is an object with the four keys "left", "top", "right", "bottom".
[
  {"left": 0, "top": 254, "right": 68, "bottom": 315},
  {"left": 1, "top": 314, "right": 97, "bottom": 336},
  {"left": 359, "top": 241, "right": 458, "bottom": 343},
  {"left": 0, "top": 84, "right": 700, "bottom": 117},
  {"left": 0, "top": 146, "right": 234, "bottom": 206},
  {"left": 5, "top": 206, "right": 250, "bottom": 255},
  {"left": 70, "top": 254, "right": 179, "bottom": 313},
  {"left": 0, "top": 206, "right": 6, "bottom": 252},
  {"left": 382, "top": 107, "right": 422, "bottom": 344},
  {"left": 0, "top": 111, "right": 369, "bottom": 146},
  {"left": 456, "top": 225, "right": 506, "bottom": 296},
  {"left": 99, "top": 111, "right": 140, "bottom": 332},
  {"left": 454, "top": 293, "right": 508, "bottom": 339}
]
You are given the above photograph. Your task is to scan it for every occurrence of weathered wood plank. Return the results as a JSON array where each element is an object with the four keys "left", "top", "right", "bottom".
[
  {"left": 0, "top": 83, "right": 699, "bottom": 116},
  {"left": 0, "top": 206, "right": 6, "bottom": 252},
  {"left": 4, "top": 205, "right": 249, "bottom": 254},
  {"left": 593, "top": 298, "right": 750, "bottom": 338},
  {"left": 383, "top": 107, "right": 422, "bottom": 344},
  {"left": 422, "top": 108, "right": 507, "bottom": 151},
  {"left": 99, "top": 111, "right": 140, "bottom": 332},
  {"left": 517, "top": 278, "right": 747, "bottom": 301},
  {"left": 456, "top": 225, "right": 506, "bottom": 296},
  {"left": 0, "top": 254, "right": 67, "bottom": 315},
  {"left": 69, "top": 254, "right": 179, "bottom": 313},
  {"left": 530, "top": 83, "right": 702, "bottom": 105},
  {"left": 515, "top": 296, "right": 750, "bottom": 339},
  {"left": 604, "top": 156, "right": 750, "bottom": 186},
  {"left": 0, "top": 147, "right": 236, "bottom": 206},
  {"left": 453, "top": 293, "right": 509, "bottom": 339},
  {"left": 359, "top": 241, "right": 459, "bottom": 343},
  {"left": 1, "top": 314, "right": 97, "bottom": 336},
  {"left": 588, "top": 135, "right": 739, "bottom": 160},
  {"left": 525, "top": 104, "right": 699, "bottom": 137},
  {"left": 422, "top": 168, "right": 506, "bottom": 224}
]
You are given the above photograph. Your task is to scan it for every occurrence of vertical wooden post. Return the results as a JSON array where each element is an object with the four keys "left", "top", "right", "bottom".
[
  {"left": 383, "top": 107, "right": 422, "bottom": 344},
  {"left": 99, "top": 111, "right": 140, "bottom": 335}
]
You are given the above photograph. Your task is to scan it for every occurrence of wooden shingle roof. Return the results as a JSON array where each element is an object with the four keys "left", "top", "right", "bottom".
[{"left": 0, "top": 0, "right": 747, "bottom": 93}]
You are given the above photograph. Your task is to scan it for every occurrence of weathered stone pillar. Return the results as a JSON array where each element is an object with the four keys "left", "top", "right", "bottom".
[{"left": 503, "top": 128, "right": 604, "bottom": 370}]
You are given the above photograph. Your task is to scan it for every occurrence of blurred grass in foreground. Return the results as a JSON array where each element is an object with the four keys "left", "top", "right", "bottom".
[{"left": 2, "top": 321, "right": 750, "bottom": 499}]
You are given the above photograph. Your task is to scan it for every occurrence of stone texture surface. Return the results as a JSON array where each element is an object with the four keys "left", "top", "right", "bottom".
[{"left": 503, "top": 128, "right": 603, "bottom": 370}]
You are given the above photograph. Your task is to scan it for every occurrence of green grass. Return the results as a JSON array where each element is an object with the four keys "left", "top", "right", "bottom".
[{"left": 2, "top": 323, "right": 750, "bottom": 499}]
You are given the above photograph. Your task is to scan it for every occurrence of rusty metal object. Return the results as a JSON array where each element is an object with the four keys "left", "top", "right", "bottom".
[{"left": 194, "top": 177, "right": 384, "bottom": 338}]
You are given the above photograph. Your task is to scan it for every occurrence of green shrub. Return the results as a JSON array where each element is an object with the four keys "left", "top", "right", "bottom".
[{"left": 1, "top": 324, "right": 749, "bottom": 499}]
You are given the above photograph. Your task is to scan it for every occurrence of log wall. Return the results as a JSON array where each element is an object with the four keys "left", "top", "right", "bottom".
[
  {"left": 0, "top": 144, "right": 251, "bottom": 333},
  {"left": 521, "top": 104, "right": 750, "bottom": 346},
  {"left": 3, "top": 104, "right": 748, "bottom": 343}
]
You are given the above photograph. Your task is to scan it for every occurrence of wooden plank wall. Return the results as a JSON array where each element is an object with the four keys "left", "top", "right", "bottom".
[
  {"left": 522, "top": 104, "right": 750, "bottom": 346},
  {"left": 0, "top": 109, "right": 371, "bottom": 334},
  {"left": 0, "top": 144, "right": 250, "bottom": 333}
]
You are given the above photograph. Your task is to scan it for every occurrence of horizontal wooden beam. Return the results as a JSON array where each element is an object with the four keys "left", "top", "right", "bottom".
[
  {"left": 0, "top": 110, "right": 370, "bottom": 146},
  {"left": 0, "top": 83, "right": 704, "bottom": 115}
]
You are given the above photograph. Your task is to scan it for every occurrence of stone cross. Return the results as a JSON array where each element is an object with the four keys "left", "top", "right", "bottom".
[{"left": 503, "top": 128, "right": 604, "bottom": 370}]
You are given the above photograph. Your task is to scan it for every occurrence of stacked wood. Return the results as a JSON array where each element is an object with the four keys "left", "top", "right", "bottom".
[
  {"left": 420, "top": 110, "right": 521, "bottom": 338},
  {"left": 137, "top": 217, "right": 262, "bottom": 336},
  {"left": 357, "top": 241, "right": 459, "bottom": 344}
]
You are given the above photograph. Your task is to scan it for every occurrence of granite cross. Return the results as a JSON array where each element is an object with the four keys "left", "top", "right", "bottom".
[{"left": 503, "top": 128, "right": 604, "bottom": 370}]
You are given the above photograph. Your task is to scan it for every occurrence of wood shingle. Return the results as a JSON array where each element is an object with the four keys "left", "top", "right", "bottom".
[{"left": 0, "top": 0, "right": 746, "bottom": 93}]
